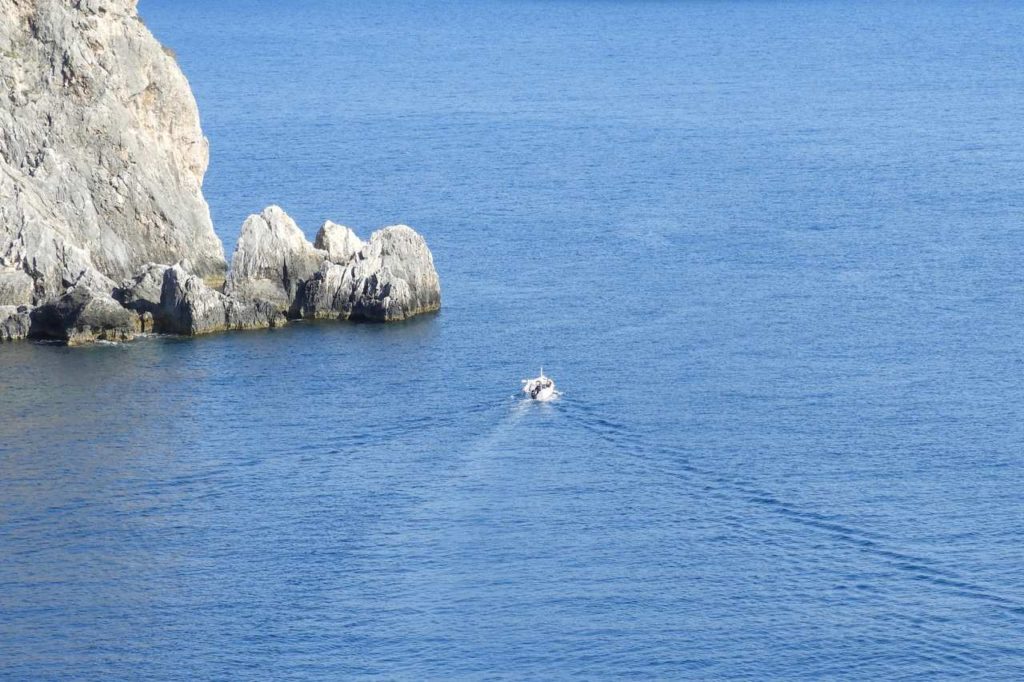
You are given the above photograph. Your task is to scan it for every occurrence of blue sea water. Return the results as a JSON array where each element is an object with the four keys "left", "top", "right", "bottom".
[{"left": 3, "top": 0, "right": 1024, "bottom": 678}]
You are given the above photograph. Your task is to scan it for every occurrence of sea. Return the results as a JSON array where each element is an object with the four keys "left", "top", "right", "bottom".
[{"left": 2, "top": 0, "right": 1024, "bottom": 678}]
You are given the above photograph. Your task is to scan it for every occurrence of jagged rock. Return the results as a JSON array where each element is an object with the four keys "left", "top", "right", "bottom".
[
  {"left": 300, "top": 262, "right": 348, "bottom": 320},
  {"left": 160, "top": 265, "right": 285, "bottom": 336},
  {"left": 0, "top": 267, "right": 33, "bottom": 306},
  {"left": 300, "top": 225, "right": 441, "bottom": 322},
  {"left": 0, "top": 0, "right": 226, "bottom": 304},
  {"left": 0, "top": 305, "right": 32, "bottom": 342},
  {"left": 138, "top": 310, "right": 155, "bottom": 334},
  {"left": 29, "top": 286, "right": 138, "bottom": 345},
  {"left": 315, "top": 221, "right": 365, "bottom": 264},
  {"left": 0, "top": 2, "right": 445, "bottom": 345},
  {"left": 226, "top": 206, "right": 327, "bottom": 313},
  {"left": 114, "top": 263, "right": 170, "bottom": 317}
]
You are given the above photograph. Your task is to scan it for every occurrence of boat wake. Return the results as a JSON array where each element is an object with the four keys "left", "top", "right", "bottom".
[{"left": 556, "top": 394, "right": 1024, "bottom": 635}]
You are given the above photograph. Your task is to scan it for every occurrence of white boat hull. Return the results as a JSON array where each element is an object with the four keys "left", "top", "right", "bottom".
[
  {"left": 532, "top": 384, "right": 556, "bottom": 401},
  {"left": 522, "top": 372, "right": 557, "bottom": 401}
]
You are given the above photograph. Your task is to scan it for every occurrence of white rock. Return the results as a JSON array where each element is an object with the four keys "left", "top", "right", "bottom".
[
  {"left": 0, "top": 0, "right": 226, "bottom": 304},
  {"left": 301, "top": 225, "right": 441, "bottom": 322},
  {"left": 161, "top": 265, "right": 285, "bottom": 336},
  {"left": 226, "top": 206, "right": 327, "bottom": 313},
  {"left": 0, "top": 305, "right": 32, "bottom": 342},
  {"left": 0, "top": 268, "right": 34, "bottom": 307},
  {"left": 314, "top": 221, "right": 365, "bottom": 264}
]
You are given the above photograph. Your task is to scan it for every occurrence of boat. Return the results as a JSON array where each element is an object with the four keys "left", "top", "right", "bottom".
[{"left": 522, "top": 368, "right": 557, "bottom": 401}]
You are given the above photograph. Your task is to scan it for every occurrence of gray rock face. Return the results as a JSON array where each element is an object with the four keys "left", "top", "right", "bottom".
[
  {"left": 300, "top": 225, "right": 441, "bottom": 322},
  {"left": 114, "top": 263, "right": 169, "bottom": 317},
  {"left": 0, "top": 268, "right": 34, "bottom": 306},
  {"left": 0, "top": 305, "right": 32, "bottom": 342},
  {"left": 226, "top": 206, "right": 327, "bottom": 313},
  {"left": 315, "top": 221, "right": 365, "bottom": 264},
  {"left": 160, "top": 265, "right": 285, "bottom": 336},
  {"left": 0, "top": 0, "right": 226, "bottom": 304},
  {"left": 29, "top": 286, "right": 138, "bottom": 345},
  {"left": 0, "top": 5, "right": 443, "bottom": 345}
]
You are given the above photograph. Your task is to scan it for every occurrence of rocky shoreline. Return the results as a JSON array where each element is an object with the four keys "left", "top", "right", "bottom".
[
  {"left": 0, "top": 0, "right": 440, "bottom": 346},
  {"left": 1, "top": 205, "right": 441, "bottom": 345}
]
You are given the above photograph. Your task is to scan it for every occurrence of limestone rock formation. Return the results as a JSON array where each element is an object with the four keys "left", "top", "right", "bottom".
[
  {"left": 0, "top": 267, "right": 33, "bottom": 306},
  {"left": 28, "top": 286, "right": 138, "bottom": 345},
  {"left": 0, "top": 0, "right": 226, "bottom": 304},
  {"left": 315, "top": 221, "right": 365, "bottom": 264},
  {"left": 114, "top": 263, "right": 169, "bottom": 317},
  {"left": 300, "top": 225, "right": 441, "bottom": 322},
  {"left": 225, "top": 208, "right": 441, "bottom": 325},
  {"left": 160, "top": 265, "right": 285, "bottom": 336},
  {"left": 0, "top": 3, "right": 442, "bottom": 346},
  {"left": 226, "top": 206, "right": 327, "bottom": 313},
  {"left": 112, "top": 262, "right": 172, "bottom": 333},
  {"left": 0, "top": 305, "right": 32, "bottom": 342}
]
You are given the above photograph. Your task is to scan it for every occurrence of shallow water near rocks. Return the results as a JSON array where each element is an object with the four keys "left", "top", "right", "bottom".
[{"left": 3, "top": 0, "right": 1024, "bottom": 678}]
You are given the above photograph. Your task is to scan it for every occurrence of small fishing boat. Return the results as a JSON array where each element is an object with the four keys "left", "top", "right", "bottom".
[{"left": 522, "top": 368, "right": 557, "bottom": 401}]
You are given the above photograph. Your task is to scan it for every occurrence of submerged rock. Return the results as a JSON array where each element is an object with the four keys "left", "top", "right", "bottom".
[
  {"left": 160, "top": 265, "right": 285, "bottom": 336},
  {"left": 300, "top": 225, "right": 441, "bottom": 322},
  {"left": 315, "top": 221, "right": 365, "bottom": 265},
  {"left": 29, "top": 287, "right": 138, "bottom": 345},
  {"left": 0, "top": 306, "right": 32, "bottom": 342},
  {"left": 226, "top": 206, "right": 327, "bottom": 313},
  {"left": 0, "top": 0, "right": 226, "bottom": 303}
]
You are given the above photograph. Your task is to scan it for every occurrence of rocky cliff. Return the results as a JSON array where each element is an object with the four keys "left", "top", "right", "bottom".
[
  {"left": 0, "top": 0, "right": 441, "bottom": 345},
  {"left": 1, "top": 0, "right": 226, "bottom": 304}
]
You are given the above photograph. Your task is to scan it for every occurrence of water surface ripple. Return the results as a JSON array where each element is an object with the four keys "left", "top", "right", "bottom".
[{"left": 3, "top": 0, "right": 1024, "bottom": 678}]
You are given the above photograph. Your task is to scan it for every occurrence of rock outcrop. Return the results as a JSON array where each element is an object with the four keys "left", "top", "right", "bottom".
[
  {"left": 0, "top": 305, "right": 32, "bottom": 342},
  {"left": 0, "top": 3, "right": 441, "bottom": 345},
  {"left": 300, "top": 225, "right": 441, "bottom": 322},
  {"left": 114, "top": 263, "right": 170, "bottom": 319},
  {"left": 0, "top": 267, "right": 34, "bottom": 306},
  {"left": 28, "top": 286, "right": 138, "bottom": 345},
  {"left": 112, "top": 262, "right": 285, "bottom": 336},
  {"left": 225, "top": 206, "right": 327, "bottom": 314},
  {"left": 159, "top": 265, "right": 285, "bottom": 336},
  {"left": 225, "top": 207, "right": 441, "bottom": 323},
  {"left": 315, "top": 221, "right": 364, "bottom": 265},
  {"left": 0, "top": 0, "right": 226, "bottom": 304}
]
